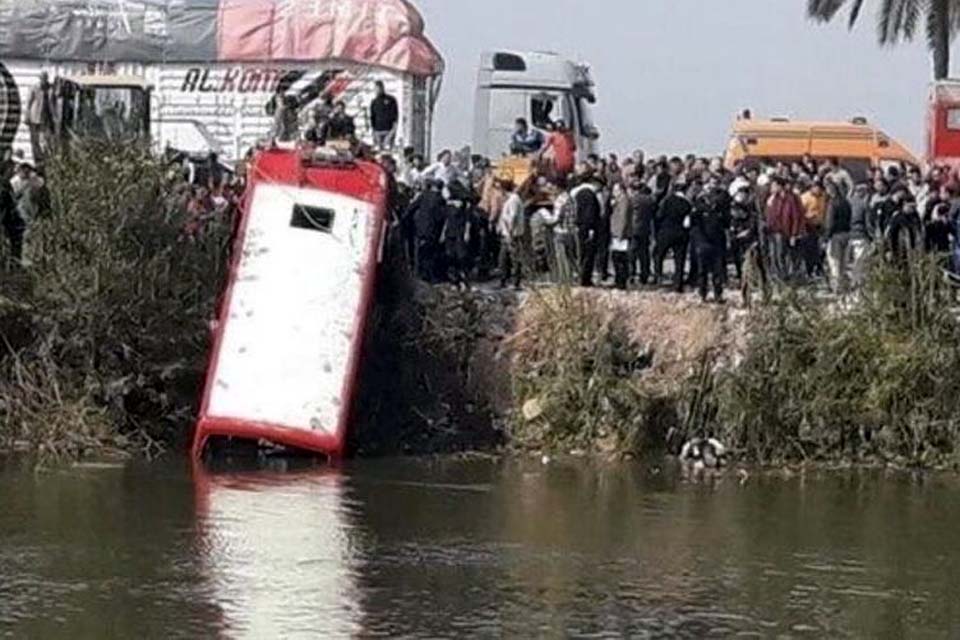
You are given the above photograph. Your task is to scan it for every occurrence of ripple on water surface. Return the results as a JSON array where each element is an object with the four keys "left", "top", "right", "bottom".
[{"left": 1, "top": 457, "right": 959, "bottom": 638}]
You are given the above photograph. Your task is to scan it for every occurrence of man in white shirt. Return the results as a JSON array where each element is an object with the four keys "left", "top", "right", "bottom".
[
  {"left": 497, "top": 180, "right": 525, "bottom": 288},
  {"left": 421, "top": 149, "right": 462, "bottom": 197}
]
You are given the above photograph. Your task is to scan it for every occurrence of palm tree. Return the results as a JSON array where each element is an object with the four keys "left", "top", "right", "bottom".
[{"left": 807, "top": 0, "right": 960, "bottom": 80}]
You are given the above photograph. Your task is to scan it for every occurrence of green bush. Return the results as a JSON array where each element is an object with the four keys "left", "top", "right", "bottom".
[
  {"left": 0, "top": 142, "right": 229, "bottom": 460},
  {"left": 717, "top": 254, "right": 960, "bottom": 466}
]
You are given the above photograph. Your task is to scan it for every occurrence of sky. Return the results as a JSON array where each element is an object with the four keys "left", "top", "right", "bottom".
[{"left": 415, "top": 0, "right": 942, "bottom": 157}]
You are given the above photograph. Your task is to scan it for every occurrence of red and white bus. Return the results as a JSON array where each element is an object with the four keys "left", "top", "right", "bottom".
[{"left": 192, "top": 145, "right": 388, "bottom": 459}]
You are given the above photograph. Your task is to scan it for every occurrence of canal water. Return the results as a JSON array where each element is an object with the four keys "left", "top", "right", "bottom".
[{"left": 1, "top": 455, "right": 959, "bottom": 639}]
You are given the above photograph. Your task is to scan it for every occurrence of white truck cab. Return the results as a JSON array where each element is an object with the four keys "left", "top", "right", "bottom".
[{"left": 473, "top": 50, "right": 599, "bottom": 161}]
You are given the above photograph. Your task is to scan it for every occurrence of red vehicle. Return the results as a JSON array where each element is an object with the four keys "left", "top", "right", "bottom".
[
  {"left": 928, "top": 81, "right": 960, "bottom": 167},
  {"left": 192, "top": 145, "right": 388, "bottom": 460}
]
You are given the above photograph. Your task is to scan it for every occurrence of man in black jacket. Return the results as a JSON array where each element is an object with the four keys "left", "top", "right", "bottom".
[
  {"left": 408, "top": 180, "right": 447, "bottom": 282},
  {"left": 629, "top": 182, "right": 657, "bottom": 285},
  {"left": 325, "top": 101, "right": 356, "bottom": 142},
  {"left": 654, "top": 181, "right": 692, "bottom": 293},
  {"left": 571, "top": 175, "right": 603, "bottom": 287},
  {"left": 824, "top": 181, "right": 853, "bottom": 293},
  {"left": 370, "top": 81, "right": 399, "bottom": 151},
  {"left": 691, "top": 182, "right": 731, "bottom": 303}
]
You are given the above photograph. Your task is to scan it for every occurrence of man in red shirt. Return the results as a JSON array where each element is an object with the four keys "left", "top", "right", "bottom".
[
  {"left": 765, "top": 177, "right": 807, "bottom": 281},
  {"left": 538, "top": 120, "right": 576, "bottom": 179}
]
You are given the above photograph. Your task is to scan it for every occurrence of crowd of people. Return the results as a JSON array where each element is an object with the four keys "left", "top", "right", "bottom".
[
  {"left": 385, "top": 135, "right": 960, "bottom": 303},
  {"left": 7, "top": 78, "right": 960, "bottom": 308},
  {"left": 0, "top": 154, "right": 51, "bottom": 267}
]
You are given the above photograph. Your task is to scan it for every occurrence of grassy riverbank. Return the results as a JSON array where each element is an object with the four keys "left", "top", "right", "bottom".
[
  {"left": 3, "top": 148, "right": 959, "bottom": 470},
  {"left": 0, "top": 143, "right": 228, "bottom": 461},
  {"left": 509, "top": 256, "right": 960, "bottom": 469},
  {"left": 716, "top": 255, "right": 960, "bottom": 468}
]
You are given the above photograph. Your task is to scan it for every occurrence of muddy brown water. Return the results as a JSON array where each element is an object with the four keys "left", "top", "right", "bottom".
[{"left": 1, "top": 455, "right": 959, "bottom": 639}]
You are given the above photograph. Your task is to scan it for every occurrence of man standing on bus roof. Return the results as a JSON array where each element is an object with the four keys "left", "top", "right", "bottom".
[{"left": 370, "top": 81, "right": 399, "bottom": 151}]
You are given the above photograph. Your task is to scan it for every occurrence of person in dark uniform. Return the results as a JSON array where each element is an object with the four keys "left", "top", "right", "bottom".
[
  {"left": 654, "top": 181, "right": 692, "bottom": 293},
  {"left": 691, "top": 182, "right": 732, "bottom": 303},
  {"left": 325, "top": 101, "right": 356, "bottom": 141},
  {"left": 571, "top": 173, "right": 603, "bottom": 287},
  {"left": 442, "top": 181, "right": 474, "bottom": 288},
  {"left": 408, "top": 179, "right": 446, "bottom": 282}
]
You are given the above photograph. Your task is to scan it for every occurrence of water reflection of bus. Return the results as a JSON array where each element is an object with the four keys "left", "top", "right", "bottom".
[{"left": 192, "top": 462, "right": 362, "bottom": 637}]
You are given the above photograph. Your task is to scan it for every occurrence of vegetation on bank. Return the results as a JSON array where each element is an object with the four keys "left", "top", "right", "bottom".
[
  {"left": 0, "top": 143, "right": 229, "bottom": 461},
  {"left": 509, "top": 287, "right": 727, "bottom": 457},
  {"left": 511, "top": 256, "right": 960, "bottom": 468},
  {"left": 3, "top": 146, "right": 959, "bottom": 470},
  {"left": 717, "top": 255, "right": 960, "bottom": 467}
]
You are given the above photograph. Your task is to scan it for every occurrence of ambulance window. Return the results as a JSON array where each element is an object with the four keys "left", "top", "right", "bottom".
[
  {"left": 948, "top": 109, "right": 960, "bottom": 130},
  {"left": 291, "top": 205, "right": 335, "bottom": 233}
]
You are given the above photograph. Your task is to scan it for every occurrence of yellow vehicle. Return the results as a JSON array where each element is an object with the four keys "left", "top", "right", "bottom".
[{"left": 724, "top": 116, "right": 919, "bottom": 179}]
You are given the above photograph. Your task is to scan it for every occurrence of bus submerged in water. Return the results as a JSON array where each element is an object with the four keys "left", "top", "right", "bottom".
[{"left": 192, "top": 144, "right": 388, "bottom": 460}]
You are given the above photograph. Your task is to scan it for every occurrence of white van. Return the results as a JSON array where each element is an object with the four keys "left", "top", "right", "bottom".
[{"left": 472, "top": 50, "right": 600, "bottom": 161}]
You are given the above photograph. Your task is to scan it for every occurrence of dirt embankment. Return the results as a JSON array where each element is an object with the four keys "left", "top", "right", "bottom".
[
  {"left": 354, "top": 270, "right": 745, "bottom": 458},
  {"left": 352, "top": 270, "right": 519, "bottom": 456}
]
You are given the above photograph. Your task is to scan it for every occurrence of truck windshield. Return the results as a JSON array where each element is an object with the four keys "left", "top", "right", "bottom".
[
  {"left": 73, "top": 87, "right": 149, "bottom": 141},
  {"left": 576, "top": 98, "right": 597, "bottom": 137}
]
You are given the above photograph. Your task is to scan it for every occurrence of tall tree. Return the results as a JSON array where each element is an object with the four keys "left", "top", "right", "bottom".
[{"left": 807, "top": 0, "right": 960, "bottom": 80}]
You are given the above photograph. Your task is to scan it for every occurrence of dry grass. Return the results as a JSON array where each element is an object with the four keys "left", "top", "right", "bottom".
[{"left": 508, "top": 287, "right": 742, "bottom": 455}]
